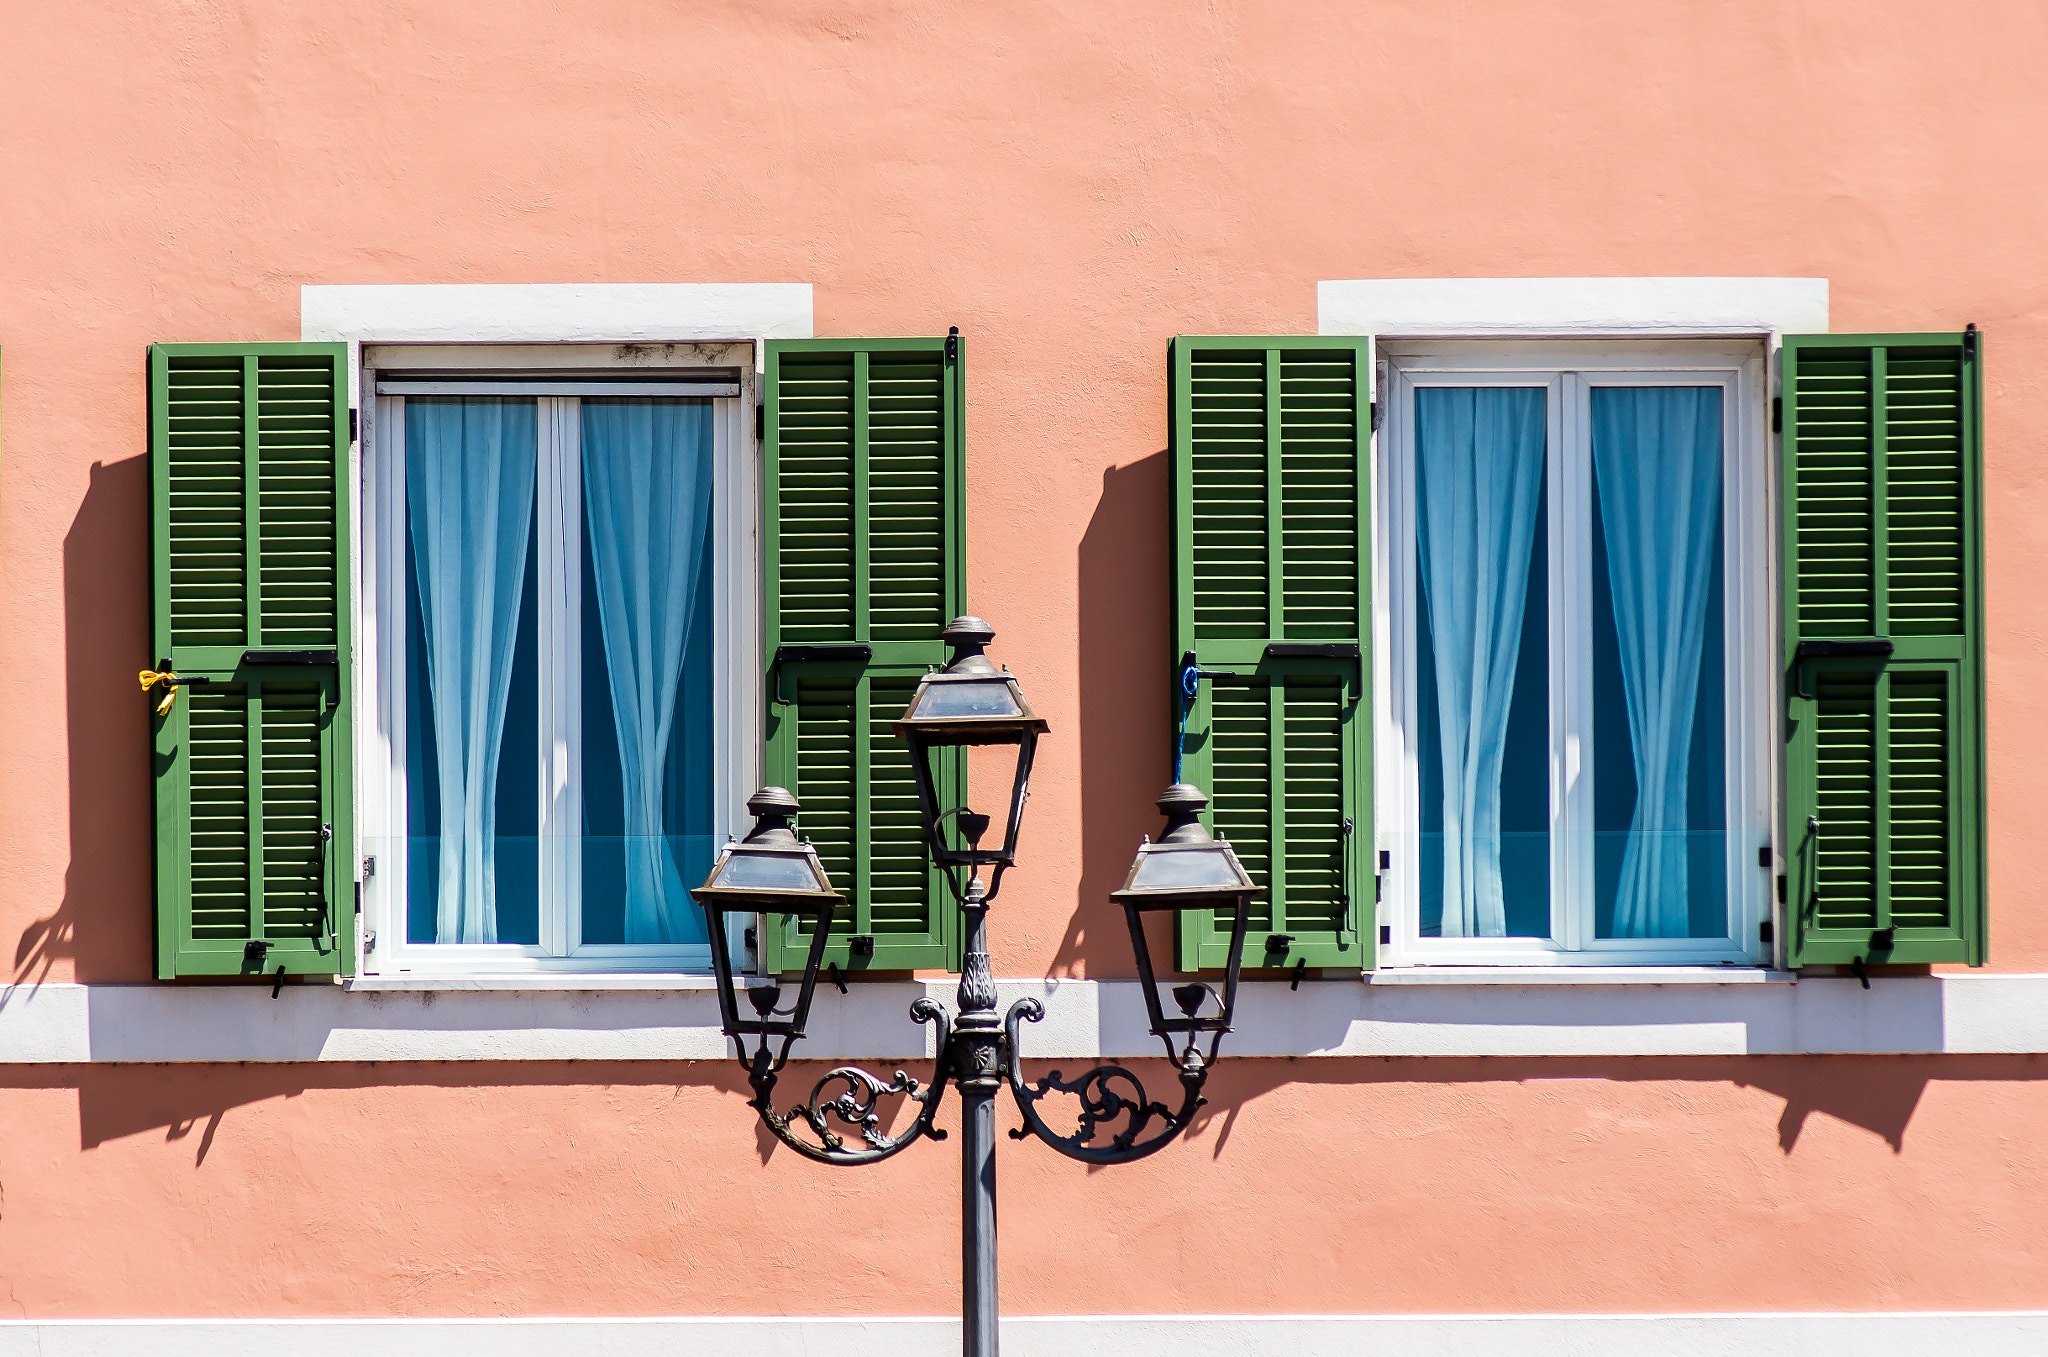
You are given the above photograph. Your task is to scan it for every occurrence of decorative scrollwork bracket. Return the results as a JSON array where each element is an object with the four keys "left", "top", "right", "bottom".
[
  {"left": 1001, "top": 997, "right": 1211, "bottom": 1164},
  {"left": 741, "top": 997, "right": 956, "bottom": 1165}
]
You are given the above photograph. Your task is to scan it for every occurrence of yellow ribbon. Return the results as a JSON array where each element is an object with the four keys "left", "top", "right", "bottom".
[{"left": 139, "top": 669, "right": 181, "bottom": 717}]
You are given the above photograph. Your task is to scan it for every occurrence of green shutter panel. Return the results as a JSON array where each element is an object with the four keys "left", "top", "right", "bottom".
[
  {"left": 761, "top": 338, "right": 965, "bottom": 973},
  {"left": 1782, "top": 332, "right": 1985, "bottom": 967},
  {"left": 1168, "top": 337, "right": 1372, "bottom": 971},
  {"left": 149, "top": 343, "right": 354, "bottom": 979}
]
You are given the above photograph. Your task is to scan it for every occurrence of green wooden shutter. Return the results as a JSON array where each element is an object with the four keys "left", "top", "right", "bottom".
[
  {"left": 1782, "top": 332, "right": 1985, "bottom": 967},
  {"left": 149, "top": 343, "right": 355, "bottom": 979},
  {"left": 761, "top": 338, "right": 965, "bottom": 973},
  {"left": 1168, "top": 337, "right": 1372, "bottom": 971}
]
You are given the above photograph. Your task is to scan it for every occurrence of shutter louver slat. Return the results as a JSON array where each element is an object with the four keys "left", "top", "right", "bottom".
[
  {"left": 775, "top": 354, "right": 857, "bottom": 643},
  {"left": 1171, "top": 336, "right": 1371, "bottom": 972},
  {"left": 257, "top": 357, "right": 340, "bottom": 647},
  {"left": 868, "top": 676, "right": 932, "bottom": 936},
  {"left": 1281, "top": 678, "right": 1348, "bottom": 936},
  {"left": 151, "top": 342, "right": 353, "bottom": 978},
  {"left": 1280, "top": 352, "right": 1360, "bottom": 640},
  {"left": 258, "top": 684, "right": 327, "bottom": 940},
  {"left": 187, "top": 689, "right": 252, "bottom": 938},
  {"left": 1783, "top": 332, "right": 1983, "bottom": 967},
  {"left": 1887, "top": 670, "right": 1953, "bottom": 930},
  {"left": 1813, "top": 668, "right": 1880, "bottom": 932},
  {"left": 1209, "top": 682, "right": 1274, "bottom": 935},
  {"left": 167, "top": 359, "right": 250, "bottom": 647},
  {"left": 763, "top": 338, "right": 964, "bottom": 973},
  {"left": 1191, "top": 351, "right": 1270, "bottom": 640},
  {"left": 793, "top": 676, "right": 857, "bottom": 944}
]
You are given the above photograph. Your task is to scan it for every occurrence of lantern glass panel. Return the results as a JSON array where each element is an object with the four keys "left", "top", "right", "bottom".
[
  {"left": 712, "top": 851, "right": 825, "bottom": 892},
  {"left": 908, "top": 679, "right": 1023, "bottom": 720},
  {"left": 1129, "top": 845, "right": 1246, "bottom": 890}
]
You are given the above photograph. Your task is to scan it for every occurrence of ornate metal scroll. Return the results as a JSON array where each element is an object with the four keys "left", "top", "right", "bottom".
[
  {"left": 1001, "top": 997, "right": 1209, "bottom": 1164},
  {"left": 744, "top": 997, "right": 955, "bottom": 1165}
]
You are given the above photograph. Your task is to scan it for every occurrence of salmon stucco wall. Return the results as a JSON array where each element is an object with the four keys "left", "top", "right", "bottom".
[
  {"left": 2, "top": 1056, "right": 2047, "bottom": 1317},
  {"left": 0, "top": 0, "right": 2046, "bottom": 1320}
]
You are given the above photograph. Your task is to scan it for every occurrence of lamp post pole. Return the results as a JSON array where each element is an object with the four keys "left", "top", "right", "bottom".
[
  {"left": 955, "top": 878, "right": 1001, "bottom": 1355},
  {"left": 693, "top": 620, "right": 1260, "bottom": 1357}
]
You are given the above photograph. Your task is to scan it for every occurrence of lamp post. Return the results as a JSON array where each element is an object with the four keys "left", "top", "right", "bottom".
[{"left": 692, "top": 618, "right": 1259, "bottom": 1357}]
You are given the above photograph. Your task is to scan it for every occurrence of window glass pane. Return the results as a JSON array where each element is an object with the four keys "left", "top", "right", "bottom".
[
  {"left": 402, "top": 397, "right": 541, "bottom": 945},
  {"left": 1588, "top": 387, "right": 1727, "bottom": 940},
  {"left": 1414, "top": 387, "right": 1551, "bottom": 939},
  {"left": 578, "top": 399, "right": 716, "bottom": 946}
]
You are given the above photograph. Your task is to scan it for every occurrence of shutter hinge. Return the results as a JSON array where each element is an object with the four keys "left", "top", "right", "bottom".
[
  {"left": 1760, "top": 920, "right": 1773, "bottom": 944},
  {"left": 1963, "top": 321, "right": 1978, "bottom": 361},
  {"left": 1776, "top": 873, "right": 1787, "bottom": 904},
  {"left": 1378, "top": 849, "right": 1391, "bottom": 871},
  {"left": 348, "top": 407, "right": 360, "bottom": 445},
  {"left": 1369, "top": 401, "right": 1379, "bottom": 432},
  {"left": 1378, "top": 924, "right": 1391, "bottom": 945},
  {"left": 945, "top": 325, "right": 960, "bottom": 363},
  {"left": 1771, "top": 396, "right": 1782, "bottom": 433},
  {"left": 849, "top": 934, "right": 875, "bottom": 959},
  {"left": 361, "top": 854, "right": 376, "bottom": 880},
  {"left": 755, "top": 402, "right": 765, "bottom": 442},
  {"left": 1758, "top": 844, "right": 1773, "bottom": 870}
]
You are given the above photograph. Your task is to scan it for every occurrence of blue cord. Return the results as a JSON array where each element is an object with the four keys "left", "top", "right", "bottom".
[{"left": 1173, "top": 659, "right": 1200, "bottom": 784}]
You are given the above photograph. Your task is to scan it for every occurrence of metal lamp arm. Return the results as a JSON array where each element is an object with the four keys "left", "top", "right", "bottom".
[
  {"left": 1001, "top": 997, "right": 1209, "bottom": 1165},
  {"left": 745, "top": 998, "right": 957, "bottom": 1166}
]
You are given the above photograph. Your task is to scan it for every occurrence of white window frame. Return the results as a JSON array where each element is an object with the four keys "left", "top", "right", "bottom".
[
  {"left": 355, "top": 343, "right": 761, "bottom": 976},
  {"left": 1374, "top": 339, "right": 1774, "bottom": 968}
]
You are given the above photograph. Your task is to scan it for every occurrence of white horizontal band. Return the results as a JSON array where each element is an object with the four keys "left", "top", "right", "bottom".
[
  {"left": 302, "top": 283, "right": 813, "bottom": 343},
  {"left": 374, "top": 380, "right": 740, "bottom": 396},
  {"left": 0, "top": 1313, "right": 2040, "bottom": 1357},
  {"left": 1318, "top": 276, "right": 1829, "bottom": 337},
  {"left": 0, "top": 973, "right": 2043, "bottom": 1063}
]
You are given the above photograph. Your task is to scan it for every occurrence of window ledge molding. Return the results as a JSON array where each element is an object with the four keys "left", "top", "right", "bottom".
[
  {"left": 1317, "top": 276, "right": 1828, "bottom": 338},
  {"left": 0, "top": 975, "right": 2044, "bottom": 1063},
  {"left": 1366, "top": 967, "right": 1796, "bottom": 986},
  {"left": 343, "top": 975, "right": 722, "bottom": 992}
]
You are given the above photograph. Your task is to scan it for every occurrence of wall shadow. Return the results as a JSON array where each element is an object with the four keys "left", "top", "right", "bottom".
[
  {"left": 10, "top": 456, "right": 154, "bottom": 996},
  {"left": 1056, "top": 452, "right": 1171, "bottom": 980},
  {"left": 0, "top": 1060, "right": 764, "bottom": 1166},
  {"left": 1159, "top": 1052, "right": 2048, "bottom": 1160}
]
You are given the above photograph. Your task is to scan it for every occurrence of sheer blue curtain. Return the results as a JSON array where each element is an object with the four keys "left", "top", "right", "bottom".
[
  {"left": 1415, "top": 388, "right": 1548, "bottom": 937},
  {"left": 407, "top": 399, "right": 538, "bottom": 944},
  {"left": 581, "top": 401, "right": 715, "bottom": 944},
  {"left": 1590, "top": 387, "right": 1723, "bottom": 938}
]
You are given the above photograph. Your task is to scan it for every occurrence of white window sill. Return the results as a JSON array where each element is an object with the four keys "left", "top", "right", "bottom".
[
  {"left": 1366, "top": 966, "right": 1796, "bottom": 986},
  {"left": 344, "top": 974, "right": 721, "bottom": 992}
]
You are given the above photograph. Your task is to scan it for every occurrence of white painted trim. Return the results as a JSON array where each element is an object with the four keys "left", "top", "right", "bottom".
[
  {"left": 302, "top": 284, "right": 814, "bottom": 344},
  {"left": 1318, "top": 277, "right": 1828, "bottom": 338},
  {"left": 3, "top": 975, "right": 2048, "bottom": 1062},
  {"left": 0, "top": 1313, "right": 2043, "bottom": 1357},
  {"left": 1377, "top": 346, "right": 1772, "bottom": 967},
  {"left": 376, "top": 381, "right": 739, "bottom": 396}
]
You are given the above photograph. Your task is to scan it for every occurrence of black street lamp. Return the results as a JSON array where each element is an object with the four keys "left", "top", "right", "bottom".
[{"left": 693, "top": 618, "right": 1256, "bottom": 1357}]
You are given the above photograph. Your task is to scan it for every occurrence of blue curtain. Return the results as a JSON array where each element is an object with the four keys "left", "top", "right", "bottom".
[
  {"left": 1415, "top": 388, "right": 1548, "bottom": 937},
  {"left": 581, "top": 401, "right": 715, "bottom": 944},
  {"left": 407, "top": 399, "right": 538, "bottom": 944},
  {"left": 1590, "top": 387, "right": 1723, "bottom": 939}
]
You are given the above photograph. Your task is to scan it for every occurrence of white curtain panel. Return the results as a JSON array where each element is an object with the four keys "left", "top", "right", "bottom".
[
  {"left": 407, "top": 399, "right": 539, "bottom": 945},
  {"left": 1590, "top": 387, "right": 1723, "bottom": 939},
  {"left": 1415, "top": 387, "right": 1547, "bottom": 937},
  {"left": 581, "top": 400, "right": 715, "bottom": 945}
]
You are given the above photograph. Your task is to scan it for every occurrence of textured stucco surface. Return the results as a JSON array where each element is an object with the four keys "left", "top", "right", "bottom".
[{"left": 1, "top": 0, "right": 2046, "bottom": 1317}]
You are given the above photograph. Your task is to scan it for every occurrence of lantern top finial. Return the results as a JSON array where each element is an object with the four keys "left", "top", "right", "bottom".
[
  {"left": 743, "top": 786, "right": 801, "bottom": 844},
  {"left": 1155, "top": 783, "right": 1211, "bottom": 844},
  {"left": 942, "top": 614, "right": 996, "bottom": 648}
]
